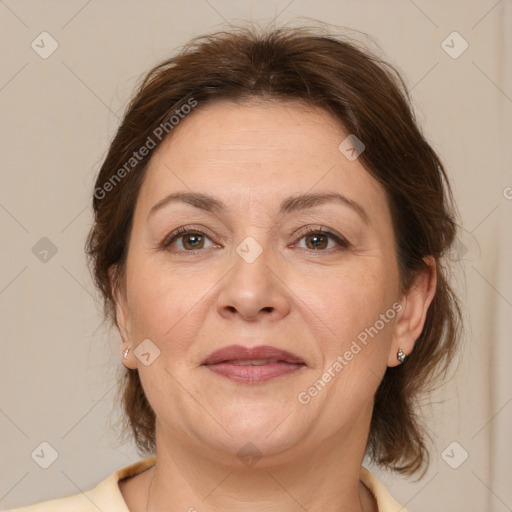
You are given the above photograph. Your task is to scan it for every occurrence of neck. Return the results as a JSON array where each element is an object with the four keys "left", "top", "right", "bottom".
[{"left": 146, "top": 416, "right": 376, "bottom": 512}]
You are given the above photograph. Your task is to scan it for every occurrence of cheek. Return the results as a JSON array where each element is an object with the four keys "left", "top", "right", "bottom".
[
  {"left": 297, "top": 262, "right": 395, "bottom": 345},
  {"left": 127, "top": 256, "right": 188, "bottom": 342},
  {"left": 124, "top": 253, "right": 217, "bottom": 352},
  {"left": 300, "top": 270, "right": 397, "bottom": 416}
]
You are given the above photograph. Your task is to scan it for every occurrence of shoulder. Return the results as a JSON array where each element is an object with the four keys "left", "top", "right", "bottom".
[
  {"left": 5, "top": 456, "right": 157, "bottom": 512},
  {"left": 360, "top": 466, "right": 408, "bottom": 512}
]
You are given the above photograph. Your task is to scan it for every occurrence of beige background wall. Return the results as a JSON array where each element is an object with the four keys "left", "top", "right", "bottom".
[{"left": 1, "top": 1, "right": 511, "bottom": 510}]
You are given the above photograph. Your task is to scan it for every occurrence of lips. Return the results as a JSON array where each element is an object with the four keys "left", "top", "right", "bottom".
[
  {"left": 201, "top": 345, "right": 305, "bottom": 366},
  {"left": 201, "top": 345, "right": 306, "bottom": 384}
]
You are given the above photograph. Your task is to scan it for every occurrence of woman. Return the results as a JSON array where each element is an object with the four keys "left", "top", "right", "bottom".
[{"left": 10, "top": 25, "right": 460, "bottom": 512}]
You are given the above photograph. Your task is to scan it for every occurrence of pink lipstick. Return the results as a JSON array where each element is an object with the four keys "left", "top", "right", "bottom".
[{"left": 201, "top": 345, "right": 306, "bottom": 383}]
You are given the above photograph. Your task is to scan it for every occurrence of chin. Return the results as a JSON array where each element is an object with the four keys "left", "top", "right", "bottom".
[{"left": 211, "top": 410, "right": 305, "bottom": 458}]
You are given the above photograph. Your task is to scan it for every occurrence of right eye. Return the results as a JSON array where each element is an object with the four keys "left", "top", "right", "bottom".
[{"left": 161, "top": 226, "right": 218, "bottom": 252}]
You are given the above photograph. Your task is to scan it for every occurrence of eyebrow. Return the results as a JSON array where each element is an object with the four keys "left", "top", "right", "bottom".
[{"left": 147, "top": 191, "right": 369, "bottom": 224}]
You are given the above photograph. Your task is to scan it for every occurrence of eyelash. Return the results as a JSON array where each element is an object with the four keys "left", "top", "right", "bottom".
[{"left": 160, "top": 225, "right": 350, "bottom": 253}]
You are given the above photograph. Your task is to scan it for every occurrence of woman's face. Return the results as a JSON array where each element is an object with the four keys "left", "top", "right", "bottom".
[{"left": 115, "top": 99, "right": 406, "bottom": 463}]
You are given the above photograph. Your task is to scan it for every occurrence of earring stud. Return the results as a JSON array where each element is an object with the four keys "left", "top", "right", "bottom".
[
  {"left": 122, "top": 347, "right": 131, "bottom": 359},
  {"left": 397, "top": 348, "right": 406, "bottom": 364}
]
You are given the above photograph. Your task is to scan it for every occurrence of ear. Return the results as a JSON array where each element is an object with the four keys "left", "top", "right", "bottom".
[
  {"left": 388, "top": 257, "right": 437, "bottom": 367},
  {"left": 109, "top": 264, "right": 137, "bottom": 370}
]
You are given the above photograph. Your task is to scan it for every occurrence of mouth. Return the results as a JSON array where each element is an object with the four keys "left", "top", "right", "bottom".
[{"left": 201, "top": 345, "right": 306, "bottom": 384}]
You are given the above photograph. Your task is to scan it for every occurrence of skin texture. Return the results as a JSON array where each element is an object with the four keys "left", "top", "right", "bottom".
[{"left": 114, "top": 99, "right": 436, "bottom": 512}]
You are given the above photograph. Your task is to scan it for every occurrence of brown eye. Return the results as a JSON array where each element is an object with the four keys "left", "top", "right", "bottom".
[
  {"left": 162, "top": 227, "right": 216, "bottom": 252},
  {"left": 304, "top": 233, "right": 329, "bottom": 250},
  {"left": 295, "top": 228, "right": 349, "bottom": 251},
  {"left": 181, "top": 233, "right": 205, "bottom": 250}
]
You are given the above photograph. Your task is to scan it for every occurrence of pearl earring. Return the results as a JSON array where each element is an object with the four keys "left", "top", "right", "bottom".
[{"left": 397, "top": 348, "right": 406, "bottom": 364}]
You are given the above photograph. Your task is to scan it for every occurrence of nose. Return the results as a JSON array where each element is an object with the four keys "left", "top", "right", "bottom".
[{"left": 216, "top": 241, "right": 291, "bottom": 322}]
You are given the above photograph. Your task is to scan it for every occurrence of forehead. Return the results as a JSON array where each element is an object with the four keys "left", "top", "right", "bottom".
[{"left": 136, "top": 99, "right": 389, "bottom": 222}]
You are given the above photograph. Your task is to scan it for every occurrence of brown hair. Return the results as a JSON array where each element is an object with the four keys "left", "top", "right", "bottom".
[{"left": 85, "top": 25, "right": 461, "bottom": 476}]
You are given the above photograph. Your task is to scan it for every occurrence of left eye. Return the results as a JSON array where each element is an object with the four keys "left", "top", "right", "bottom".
[{"left": 294, "top": 229, "right": 348, "bottom": 251}]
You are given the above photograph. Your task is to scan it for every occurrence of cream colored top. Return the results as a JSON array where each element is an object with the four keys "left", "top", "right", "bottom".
[{"left": 6, "top": 456, "right": 407, "bottom": 511}]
